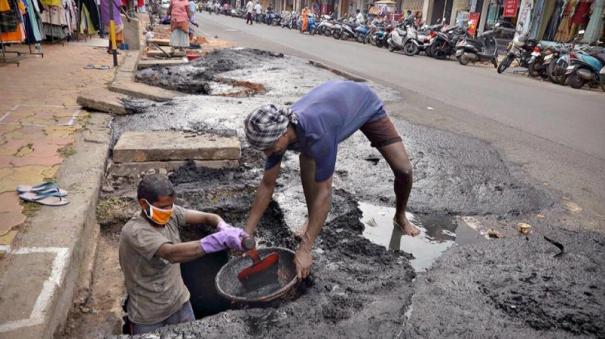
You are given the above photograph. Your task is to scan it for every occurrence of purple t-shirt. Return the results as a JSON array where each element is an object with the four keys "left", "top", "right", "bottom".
[{"left": 265, "top": 80, "right": 385, "bottom": 182}]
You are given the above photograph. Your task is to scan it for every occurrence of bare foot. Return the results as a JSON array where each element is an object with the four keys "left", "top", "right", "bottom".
[{"left": 394, "top": 216, "right": 420, "bottom": 236}]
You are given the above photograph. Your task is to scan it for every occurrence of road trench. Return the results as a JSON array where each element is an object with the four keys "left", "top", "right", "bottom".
[{"left": 60, "top": 48, "right": 605, "bottom": 338}]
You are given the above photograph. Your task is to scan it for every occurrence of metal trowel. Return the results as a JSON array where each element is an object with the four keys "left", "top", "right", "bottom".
[{"left": 238, "top": 238, "right": 280, "bottom": 286}]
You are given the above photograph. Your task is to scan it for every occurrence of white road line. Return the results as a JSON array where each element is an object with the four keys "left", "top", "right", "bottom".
[{"left": 0, "top": 247, "right": 70, "bottom": 333}]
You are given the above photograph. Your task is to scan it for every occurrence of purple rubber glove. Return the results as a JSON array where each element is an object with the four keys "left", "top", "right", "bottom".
[{"left": 200, "top": 225, "right": 248, "bottom": 253}]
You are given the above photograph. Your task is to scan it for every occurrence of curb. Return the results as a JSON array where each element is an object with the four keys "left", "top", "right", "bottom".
[{"left": 308, "top": 59, "right": 367, "bottom": 82}]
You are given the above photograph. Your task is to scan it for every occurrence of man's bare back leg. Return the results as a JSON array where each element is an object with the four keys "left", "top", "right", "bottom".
[{"left": 377, "top": 142, "right": 420, "bottom": 236}]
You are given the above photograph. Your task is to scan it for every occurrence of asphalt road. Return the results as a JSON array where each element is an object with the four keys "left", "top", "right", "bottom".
[{"left": 195, "top": 14, "right": 605, "bottom": 222}]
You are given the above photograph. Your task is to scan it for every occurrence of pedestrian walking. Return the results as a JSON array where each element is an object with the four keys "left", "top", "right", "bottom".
[
  {"left": 245, "top": 0, "right": 254, "bottom": 24},
  {"left": 254, "top": 0, "right": 261, "bottom": 23},
  {"left": 243, "top": 80, "right": 419, "bottom": 280},
  {"left": 168, "top": 0, "right": 192, "bottom": 49}
]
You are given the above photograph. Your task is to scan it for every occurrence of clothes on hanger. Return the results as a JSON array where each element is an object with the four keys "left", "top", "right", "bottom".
[{"left": 1, "top": 0, "right": 26, "bottom": 42}]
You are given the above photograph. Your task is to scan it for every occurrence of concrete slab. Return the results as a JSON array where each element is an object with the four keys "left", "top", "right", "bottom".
[
  {"left": 120, "top": 52, "right": 138, "bottom": 73},
  {"left": 112, "top": 131, "right": 241, "bottom": 163},
  {"left": 137, "top": 59, "right": 188, "bottom": 70},
  {"left": 0, "top": 113, "right": 111, "bottom": 339},
  {"left": 109, "top": 80, "right": 182, "bottom": 102},
  {"left": 76, "top": 89, "right": 128, "bottom": 115},
  {"left": 147, "top": 38, "right": 170, "bottom": 46}
]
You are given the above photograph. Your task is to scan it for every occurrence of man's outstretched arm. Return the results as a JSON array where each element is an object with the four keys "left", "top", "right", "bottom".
[
  {"left": 296, "top": 175, "right": 332, "bottom": 279},
  {"left": 245, "top": 163, "right": 281, "bottom": 235}
]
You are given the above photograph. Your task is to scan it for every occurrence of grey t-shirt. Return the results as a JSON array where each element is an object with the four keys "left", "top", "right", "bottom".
[{"left": 119, "top": 205, "right": 191, "bottom": 324}]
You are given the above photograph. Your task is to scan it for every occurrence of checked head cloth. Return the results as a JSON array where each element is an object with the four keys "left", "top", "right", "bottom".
[{"left": 244, "top": 104, "right": 297, "bottom": 150}]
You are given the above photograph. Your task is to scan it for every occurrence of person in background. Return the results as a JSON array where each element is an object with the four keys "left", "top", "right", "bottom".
[
  {"left": 119, "top": 174, "right": 248, "bottom": 335},
  {"left": 355, "top": 8, "right": 364, "bottom": 24},
  {"left": 100, "top": 0, "right": 125, "bottom": 54},
  {"left": 245, "top": 0, "right": 254, "bottom": 24},
  {"left": 188, "top": 0, "right": 198, "bottom": 41},
  {"left": 414, "top": 10, "right": 422, "bottom": 27},
  {"left": 301, "top": 7, "right": 309, "bottom": 32},
  {"left": 254, "top": 0, "right": 262, "bottom": 23},
  {"left": 168, "top": 0, "right": 191, "bottom": 50}
]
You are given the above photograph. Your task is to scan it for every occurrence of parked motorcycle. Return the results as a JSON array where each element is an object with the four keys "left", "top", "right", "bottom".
[
  {"left": 565, "top": 32, "right": 605, "bottom": 90},
  {"left": 354, "top": 23, "right": 371, "bottom": 43},
  {"left": 455, "top": 30, "right": 498, "bottom": 67},
  {"left": 429, "top": 25, "right": 468, "bottom": 59},
  {"left": 497, "top": 32, "right": 538, "bottom": 73}
]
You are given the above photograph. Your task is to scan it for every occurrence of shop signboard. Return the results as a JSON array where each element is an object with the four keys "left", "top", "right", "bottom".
[
  {"left": 467, "top": 11, "right": 481, "bottom": 36},
  {"left": 502, "top": 0, "right": 518, "bottom": 18}
]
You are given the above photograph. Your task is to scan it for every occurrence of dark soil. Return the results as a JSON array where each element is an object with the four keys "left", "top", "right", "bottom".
[{"left": 135, "top": 48, "right": 284, "bottom": 94}]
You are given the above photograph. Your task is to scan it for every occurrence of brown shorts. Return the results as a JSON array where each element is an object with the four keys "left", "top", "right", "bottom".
[{"left": 360, "top": 115, "right": 402, "bottom": 148}]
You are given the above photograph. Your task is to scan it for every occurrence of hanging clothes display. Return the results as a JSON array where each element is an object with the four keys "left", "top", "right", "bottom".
[
  {"left": 528, "top": 0, "right": 545, "bottom": 39},
  {"left": 583, "top": 0, "right": 604, "bottom": 42},
  {"left": 570, "top": 0, "right": 594, "bottom": 37},
  {"left": 1, "top": 0, "right": 26, "bottom": 42},
  {"left": 544, "top": 0, "right": 565, "bottom": 40},
  {"left": 555, "top": 0, "right": 578, "bottom": 42},
  {"left": 78, "top": 0, "right": 100, "bottom": 34},
  {"left": 23, "top": 0, "right": 43, "bottom": 43}
]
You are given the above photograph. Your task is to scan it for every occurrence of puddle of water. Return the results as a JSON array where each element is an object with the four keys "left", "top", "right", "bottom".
[{"left": 359, "top": 202, "right": 473, "bottom": 272}]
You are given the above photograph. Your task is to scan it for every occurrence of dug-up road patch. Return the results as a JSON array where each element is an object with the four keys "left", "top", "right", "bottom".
[{"left": 68, "top": 48, "right": 605, "bottom": 338}]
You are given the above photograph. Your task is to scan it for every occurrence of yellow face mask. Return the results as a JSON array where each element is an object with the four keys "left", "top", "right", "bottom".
[{"left": 143, "top": 199, "right": 173, "bottom": 225}]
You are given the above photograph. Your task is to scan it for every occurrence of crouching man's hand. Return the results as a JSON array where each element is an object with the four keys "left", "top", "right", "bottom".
[{"left": 200, "top": 224, "right": 248, "bottom": 254}]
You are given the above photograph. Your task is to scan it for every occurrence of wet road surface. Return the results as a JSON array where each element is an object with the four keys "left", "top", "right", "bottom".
[{"left": 196, "top": 14, "right": 605, "bottom": 221}]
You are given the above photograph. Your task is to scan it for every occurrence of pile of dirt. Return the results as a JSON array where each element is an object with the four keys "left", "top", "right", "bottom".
[
  {"left": 402, "top": 224, "right": 605, "bottom": 338},
  {"left": 135, "top": 48, "right": 283, "bottom": 94}
]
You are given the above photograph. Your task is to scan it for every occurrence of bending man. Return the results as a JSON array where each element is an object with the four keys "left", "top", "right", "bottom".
[{"left": 243, "top": 80, "right": 419, "bottom": 280}]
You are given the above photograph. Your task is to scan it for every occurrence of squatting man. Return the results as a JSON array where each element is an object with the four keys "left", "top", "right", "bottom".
[
  {"left": 119, "top": 174, "right": 248, "bottom": 335},
  {"left": 244, "top": 80, "right": 419, "bottom": 279}
]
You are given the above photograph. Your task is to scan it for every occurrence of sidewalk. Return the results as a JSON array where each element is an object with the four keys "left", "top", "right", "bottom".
[
  {"left": 0, "top": 39, "right": 121, "bottom": 338},
  {"left": 0, "top": 41, "right": 118, "bottom": 251}
]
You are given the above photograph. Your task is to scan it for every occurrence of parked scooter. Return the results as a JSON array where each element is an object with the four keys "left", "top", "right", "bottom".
[
  {"left": 565, "top": 31, "right": 605, "bottom": 90},
  {"left": 497, "top": 31, "right": 538, "bottom": 73},
  {"left": 387, "top": 23, "right": 406, "bottom": 52},
  {"left": 455, "top": 30, "right": 498, "bottom": 67},
  {"left": 315, "top": 15, "right": 336, "bottom": 36}
]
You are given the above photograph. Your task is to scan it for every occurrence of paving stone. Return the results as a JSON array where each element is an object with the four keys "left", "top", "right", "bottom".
[
  {"left": 0, "top": 192, "right": 22, "bottom": 214},
  {"left": 0, "top": 230, "right": 18, "bottom": 257},
  {"left": 0, "top": 212, "right": 26, "bottom": 236},
  {"left": 112, "top": 131, "right": 241, "bottom": 163},
  {"left": 137, "top": 59, "right": 188, "bottom": 70},
  {"left": 109, "top": 80, "right": 183, "bottom": 101},
  {"left": 0, "top": 165, "right": 59, "bottom": 193},
  {"left": 77, "top": 89, "right": 128, "bottom": 115}
]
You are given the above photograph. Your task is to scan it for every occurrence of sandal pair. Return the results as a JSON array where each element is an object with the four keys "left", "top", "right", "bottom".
[{"left": 17, "top": 182, "right": 70, "bottom": 206}]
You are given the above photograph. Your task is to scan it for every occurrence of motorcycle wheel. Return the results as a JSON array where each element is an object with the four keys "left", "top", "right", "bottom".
[
  {"left": 310, "top": 28, "right": 315, "bottom": 35},
  {"left": 430, "top": 40, "right": 448, "bottom": 60},
  {"left": 403, "top": 41, "right": 418, "bottom": 56},
  {"left": 528, "top": 61, "right": 541, "bottom": 77},
  {"left": 566, "top": 73, "right": 585, "bottom": 89},
  {"left": 548, "top": 59, "right": 567, "bottom": 85},
  {"left": 333, "top": 32, "right": 341, "bottom": 39},
  {"left": 497, "top": 54, "right": 514, "bottom": 74},
  {"left": 324, "top": 29, "right": 331, "bottom": 37},
  {"left": 457, "top": 54, "right": 470, "bottom": 66}
]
